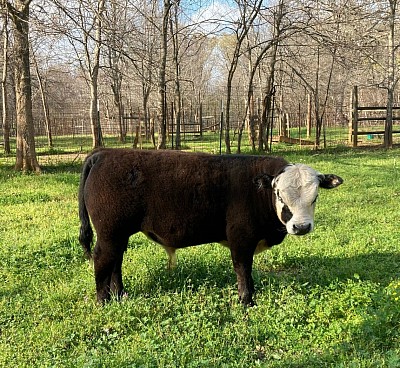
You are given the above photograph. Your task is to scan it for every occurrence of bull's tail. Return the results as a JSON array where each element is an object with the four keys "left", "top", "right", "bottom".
[{"left": 78, "top": 152, "right": 99, "bottom": 259}]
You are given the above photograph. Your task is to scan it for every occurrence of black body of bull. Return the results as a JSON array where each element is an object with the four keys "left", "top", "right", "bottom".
[{"left": 79, "top": 148, "right": 290, "bottom": 305}]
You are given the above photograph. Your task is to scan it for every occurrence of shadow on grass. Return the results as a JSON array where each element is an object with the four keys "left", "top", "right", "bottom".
[
  {"left": 41, "top": 161, "right": 83, "bottom": 175},
  {"left": 279, "top": 251, "right": 400, "bottom": 287},
  {"left": 124, "top": 249, "right": 236, "bottom": 298},
  {"left": 119, "top": 247, "right": 400, "bottom": 365},
  {"left": 122, "top": 248, "right": 400, "bottom": 301}
]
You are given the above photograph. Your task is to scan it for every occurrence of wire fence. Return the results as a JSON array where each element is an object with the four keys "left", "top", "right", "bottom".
[
  {"left": 20, "top": 112, "right": 398, "bottom": 165},
  {"left": 3, "top": 95, "right": 400, "bottom": 166}
]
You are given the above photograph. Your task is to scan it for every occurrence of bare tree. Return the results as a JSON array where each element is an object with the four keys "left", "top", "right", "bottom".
[
  {"left": 157, "top": 0, "right": 172, "bottom": 149},
  {"left": 238, "top": 22, "right": 276, "bottom": 152},
  {"left": 279, "top": 0, "right": 345, "bottom": 148},
  {"left": 2, "top": 0, "right": 397, "bottom": 156},
  {"left": 1, "top": 2, "right": 11, "bottom": 154},
  {"left": 52, "top": 0, "right": 105, "bottom": 149},
  {"left": 8, "top": 0, "right": 40, "bottom": 172},
  {"left": 31, "top": 48, "right": 52, "bottom": 148},
  {"left": 384, "top": 0, "right": 397, "bottom": 148},
  {"left": 89, "top": 0, "right": 105, "bottom": 148},
  {"left": 221, "top": 0, "right": 262, "bottom": 153},
  {"left": 170, "top": 0, "right": 182, "bottom": 149},
  {"left": 129, "top": 0, "right": 158, "bottom": 142},
  {"left": 259, "top": 0, "right": 294, "bottom": 152},
  {"left": 103, "top": 0, "right": 129, "bottom": 143}
]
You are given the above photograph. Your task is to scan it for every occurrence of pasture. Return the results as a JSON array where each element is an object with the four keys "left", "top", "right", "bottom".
[{"left": 0, "top": 147, "right": 399, "bottom": 367}]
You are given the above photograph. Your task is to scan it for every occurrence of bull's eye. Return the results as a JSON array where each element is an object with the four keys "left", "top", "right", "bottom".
[{"left": 276, "top": 190, "right": 284, "bottom": 204}]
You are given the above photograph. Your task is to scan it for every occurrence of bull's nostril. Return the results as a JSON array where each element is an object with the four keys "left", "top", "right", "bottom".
[{"left": 293, "top": 223, "right": 311, "bottom": 235}]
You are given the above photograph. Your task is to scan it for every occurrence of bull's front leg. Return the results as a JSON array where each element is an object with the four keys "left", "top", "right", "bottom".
[{"left": 230, "top": 246, "right": 256, "bottom": 306}]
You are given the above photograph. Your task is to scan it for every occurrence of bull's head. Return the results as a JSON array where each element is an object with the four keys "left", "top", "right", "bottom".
[{"left": 257, "top": 164, "right": 343, "bottom": 235}]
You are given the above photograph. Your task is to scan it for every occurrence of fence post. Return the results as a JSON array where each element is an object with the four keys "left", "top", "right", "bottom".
[
  {"left": 199, "top": 102, "right": 203, "bottom": 137},
  {"left": 219, "top": 100, "right": 223, "bottom": 155},
  {"left": 349, "top": 86, "right": 358, "bottom": 147},
  {"left": 307, "top": 93, "right": 312, "bottom": 138}
]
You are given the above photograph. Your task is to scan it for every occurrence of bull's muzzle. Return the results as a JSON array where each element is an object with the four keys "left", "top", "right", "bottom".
[{"left": 291, "top": 223, "right": 312, "bottom": 236}]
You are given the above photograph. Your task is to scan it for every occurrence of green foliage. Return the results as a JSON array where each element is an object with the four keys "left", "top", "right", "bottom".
[{"left": 0, "top": 148, "right": 399, "bottom": 367}]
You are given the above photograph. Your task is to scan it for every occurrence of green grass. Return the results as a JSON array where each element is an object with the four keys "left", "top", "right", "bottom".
[{"left": 1, "top": 147, "right": 400, "bottom": 367}]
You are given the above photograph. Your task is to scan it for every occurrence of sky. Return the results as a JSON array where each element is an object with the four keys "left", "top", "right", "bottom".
[{"left": 188, "top": 0, "right": 240, "bottom": 34}]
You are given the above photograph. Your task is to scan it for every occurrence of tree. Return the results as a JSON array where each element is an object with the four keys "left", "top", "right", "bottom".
[
  {"left": 237, "top": 18, "right": 277, "bottom": 152},
  {"left": 222, "top": 0, "right": 262, "bottom": 153},
  {"left": 126, "top": 0, "right": 158, "bottom": 142},
  {"left": 170, "top": 0, "right": 182, "bottom": 149},
  {"left": 384, "top": 0, "right": 397, "bottom": 148},
  {"left": 1, "top": 3, "right": 11, "bottom": 154},
  {"left": 88, "top": 0, "right": 105, "bottom": 149},
  {"left": 32, "top": 47, "right": 53, "bottom": 148},
  {"left": 8, "top": 0, "right": 40, "bottom": 172},
  {"left": 103, "top": 0, "right": 128, "bottom": 143},
  {"left": 280, "top": 0, "right": 345, "bottom": 148},
  {"left": 52, "top": 0, "right": 105, "bottom": 149},
  {"left": 157, "top": 0, "right": 172, "bottom": 149},
  {"left": 259, "top": 0, "right": 292, "bottom": 151}
]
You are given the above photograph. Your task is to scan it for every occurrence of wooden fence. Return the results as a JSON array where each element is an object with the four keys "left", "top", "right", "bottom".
[{"left": 349, "top": 86, "right": 400, "bottom": 147}]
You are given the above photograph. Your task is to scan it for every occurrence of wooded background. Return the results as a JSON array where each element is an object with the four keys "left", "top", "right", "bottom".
[{"left": 1, "top": 0, "right": 400, "bottom": 170}]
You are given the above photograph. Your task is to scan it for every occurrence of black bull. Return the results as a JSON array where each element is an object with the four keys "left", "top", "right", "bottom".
[{"left": 79, "top": 148, "right": 342, "bottom": 305}]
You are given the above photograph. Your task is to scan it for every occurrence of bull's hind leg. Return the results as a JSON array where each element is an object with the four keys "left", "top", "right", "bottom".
[
  {"left": 110, "top": 250, "right": 125, "bottom": 298},
  {"left": 93, "top": 237, "right": 127, "bottom": 303}
]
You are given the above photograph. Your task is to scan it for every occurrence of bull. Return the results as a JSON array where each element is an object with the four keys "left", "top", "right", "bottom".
[{"left": 78, "top": 148, "right": 343, "bottom": 305}]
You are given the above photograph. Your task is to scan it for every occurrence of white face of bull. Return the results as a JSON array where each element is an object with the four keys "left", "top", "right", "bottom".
[{"left": 271, "top": 164, "right": 343, "bottom": 236}]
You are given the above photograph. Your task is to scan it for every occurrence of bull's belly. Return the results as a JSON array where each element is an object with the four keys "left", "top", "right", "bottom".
[
  {"left": 140, "top": 213, "right": 226, "bottom": 248},
  {"left": 142, "top": 229, "right": 224, "bottom": 249},
  {"left": 143, "top": 228, "right": 275, "bottom": 254}
]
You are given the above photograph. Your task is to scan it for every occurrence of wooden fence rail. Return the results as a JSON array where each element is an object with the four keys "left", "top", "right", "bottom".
[{"left": 349, "top": 86, "right": 400, "bottom": 147}]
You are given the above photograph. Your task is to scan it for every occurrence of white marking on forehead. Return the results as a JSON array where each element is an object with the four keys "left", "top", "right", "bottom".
[{"left": 273, "top": 164, "right": 319, "bottom": 196}]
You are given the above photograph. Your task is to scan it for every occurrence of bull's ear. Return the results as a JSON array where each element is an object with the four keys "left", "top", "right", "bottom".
[
  {"left": 253, "top": 174, "right": 274, "bottom": 190},
  {"left": 318, "top": 174, "right": 343, "bottom": 189}
]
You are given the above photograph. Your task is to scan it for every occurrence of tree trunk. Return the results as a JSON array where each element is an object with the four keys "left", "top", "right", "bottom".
[
  {"left": 111, "top": 79, "right": 124, "bottom": 143},
  {"left": 11, "top": 0, "right": 40, "bottom": 172},
  {"left": 224, "top": 0, "right": 262, "bottom": 154},
  {"left": 157, "top": 0, "right": 171, "bottom": 149},
  {"left": 238, "top": 55, "right": 257, "bottom": 153},
  {"left": 314, "top": 47, "right": 322, "bottom": 148},
  {"left": 385, "top": 0, "right": 396, "bottom": 148},
  {"left": 260, "top": 43, "right": 278, "bottom": 151},
  {"left": 90, "top": 79, "right": 102, "bottom": 148},
  {"left": 108, "top": 0, "right": 125, "bottom": 143},
  {"left": 224, "top": 76, "right": 233, "bottom": 154},
  {"left": 89, "top": 0, "right": 105, "bottom": 149},
  {"left": 2, "top": 9, "right": 10, "bottom": 154},
  {"left": 260, "top": 88, "right": 273, "bottom": 151},
  {"left": 385, "top": 89, "right": 394, "bottom": 148},
  {"left": 170, "top": 3, "right": 181, "bottom": 150},
  {"left": 32, "top": 50, "right": 53, "bottom": 148},
  {"left": 142, "top": 81, "right": 151, "bottom": 140}
]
